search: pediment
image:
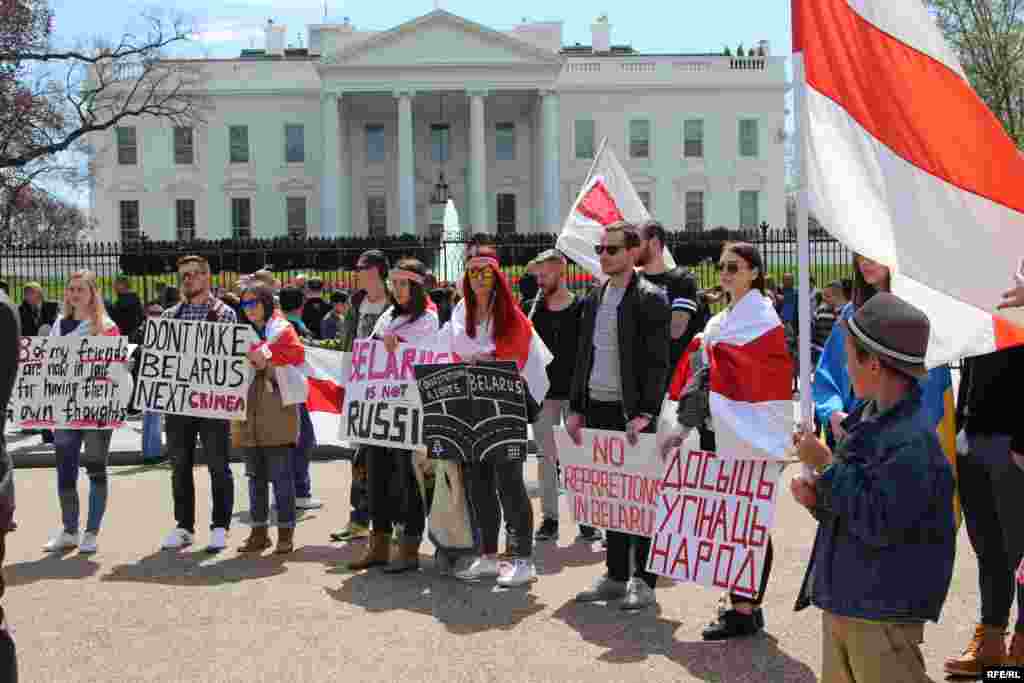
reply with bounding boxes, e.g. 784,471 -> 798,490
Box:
222,177 -> 258,193
325,10 -> 563,67
277,177 -> 315,193
673,174 -> 711,192
109,179 -> 146,193
165,178 -> 205,195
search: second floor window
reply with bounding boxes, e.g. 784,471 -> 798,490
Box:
229,125 -> 249,164
366,125 -> 385,163
116,127 -> 137,165
430,124 -> 450,163
739,119 -> 759,158
629,119 -> 650,159
575,119 -> 595,159
285,124 -> 305,163
174,127 -> 194,165
496,122 -> 516,161
684,119 -> 704,159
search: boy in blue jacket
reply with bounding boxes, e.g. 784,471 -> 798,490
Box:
792,293 -> 955,683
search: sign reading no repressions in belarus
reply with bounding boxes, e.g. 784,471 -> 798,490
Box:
553,427 -> 664,537
133,318 -> 256,420
8,336 -> 134,429
341,338 -> 453,449
646,448 -> 782,598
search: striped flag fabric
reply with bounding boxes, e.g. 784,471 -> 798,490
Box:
707,293 -> 794,461
793,0 -> 1024,366
304,346 -> 348,414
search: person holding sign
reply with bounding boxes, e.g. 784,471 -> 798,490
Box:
347,259 -> 438,573
792,294 -> 955,683
566,222 -> 671,611
0,286 -> 19,680
233,284 -> 307,554
445,240 -> 553,587
43,271 -> 120,555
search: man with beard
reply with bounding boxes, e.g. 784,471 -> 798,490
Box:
0,285 -> 19,680
635,220 -> 701,370
526,250 -> 601,544
301,278 -> 331,339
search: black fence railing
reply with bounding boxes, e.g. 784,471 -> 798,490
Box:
0,228 -> 854,307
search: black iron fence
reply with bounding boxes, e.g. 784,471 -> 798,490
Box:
0,228 -> 853,306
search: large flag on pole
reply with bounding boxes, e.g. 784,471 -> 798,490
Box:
793,0 -> 1024,366
556,139 -> 675,278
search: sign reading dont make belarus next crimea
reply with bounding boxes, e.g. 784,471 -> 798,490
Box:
133,318 -> 256,420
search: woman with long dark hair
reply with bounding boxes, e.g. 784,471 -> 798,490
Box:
347,258 -> 439,574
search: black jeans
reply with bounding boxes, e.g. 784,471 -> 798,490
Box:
586,400 -> 659,589
367,446 -> 426,541
466,456 -> 534,558
165,415 -> 234,533
0,627 -> 15,683
958,434 -> 1024,632
350,448 -> 370,527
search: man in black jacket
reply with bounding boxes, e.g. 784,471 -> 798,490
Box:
110,275 -> 144,341
0,289 -> 20,681
301,279 -> 331,339
17,282 -> 58,337
567,221 -> 671,611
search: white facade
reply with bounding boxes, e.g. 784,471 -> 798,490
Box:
89,10 -> 787,243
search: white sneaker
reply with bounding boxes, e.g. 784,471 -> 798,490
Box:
161,528 -> 194,550
497,558 -> 537,587
206,527 -> 228,552
79,532 -> 99,554
454,557 -> 501,582
295,497 -> 323,510
43,531 -> 79,552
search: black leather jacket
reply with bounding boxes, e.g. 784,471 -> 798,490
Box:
570,273 -> 671,421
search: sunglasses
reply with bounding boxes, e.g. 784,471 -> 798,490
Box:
594,244 -> 627,256
239,299 -> 259,309
715,261 -> 745,274
466,267 -> 494,280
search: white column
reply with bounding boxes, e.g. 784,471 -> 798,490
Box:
468,90 -> 488,232
540,90 -> 561,233
337,94 -> 351,235
396,90 -> 416,236
320,91 -> 340,236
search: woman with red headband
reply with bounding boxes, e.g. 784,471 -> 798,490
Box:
445,241 -> 552,587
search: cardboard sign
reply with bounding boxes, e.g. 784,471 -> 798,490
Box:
646,448 -> 782,598
341,339 -> 452,449
554,427 -> 664,537
9,336 -> 134,429
415,361 -> 528,462
133,318 -> 255,419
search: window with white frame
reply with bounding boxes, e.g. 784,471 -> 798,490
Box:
173,126 -> 194,165
286,197 -> 307,239
684,119 -> 704,159
366,125 -> 385,163
739,119 -> 759,158
430,124 -> 450,163
231,197 -> 252,239
285,124 -> 305,163
367,195 -> 387,238
175,199 -> 195,242
497,193 -> 517,235
629,119 -> 650,159
575,119 -> 595,159
116,127 -> 137,165
739,190 -> 760,228
496,122 -> 515,161
229,125 -> 249,164
119,200 -> 140,243
685,191 -> 704,232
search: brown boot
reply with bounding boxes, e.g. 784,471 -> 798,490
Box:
1007,631 -> 1024,667
381,540 -> 421,574
238,527 -> 272,553
944,624 -> 1007,677
347,530 -> 391,571
274,527 -> 295,555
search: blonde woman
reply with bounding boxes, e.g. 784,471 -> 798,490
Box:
44,271 -> 120,554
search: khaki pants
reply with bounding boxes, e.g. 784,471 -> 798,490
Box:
822,612 -> 933,683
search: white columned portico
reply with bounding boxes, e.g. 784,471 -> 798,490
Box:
396,90 -> 416,236
320,90 -> 341,236
540,90 -> 561,232
468,90 -> 488,232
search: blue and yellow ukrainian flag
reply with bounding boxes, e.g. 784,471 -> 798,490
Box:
921,365 -> 960,528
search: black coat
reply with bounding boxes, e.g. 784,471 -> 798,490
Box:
17,300 -> 58,337
0,292 -> 19,531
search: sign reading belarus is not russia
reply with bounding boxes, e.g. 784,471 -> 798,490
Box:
133,318 -> 256,420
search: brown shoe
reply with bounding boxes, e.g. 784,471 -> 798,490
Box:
274,527 -> 295,555
347,530 -> 391,571
381,540 -> 421,574
1007,631 -> 1024,667
944,624 -> 1007,677
238,527 -> 272,553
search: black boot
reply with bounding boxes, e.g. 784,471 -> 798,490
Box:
701,608 -> 764,641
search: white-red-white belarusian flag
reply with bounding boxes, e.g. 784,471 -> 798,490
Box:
793,0 -> 1024,365
556,141 -> 675,278
304,346 -> 349,414
706,292 -> 793,461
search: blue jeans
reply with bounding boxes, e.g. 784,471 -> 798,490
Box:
245,447 -> 296,529
141,412 -> 163,461
54,430 -> 112,535
292,405 -> 316,499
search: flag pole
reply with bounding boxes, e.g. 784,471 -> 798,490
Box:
585,137 -> 610,188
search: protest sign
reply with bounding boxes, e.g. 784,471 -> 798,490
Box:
646,448 -> 782,598
554,427 -> 663,537
415,361 -> 528,462
133,318 -> 256,420
9,336 -> 133,429
341,338 -> 452,449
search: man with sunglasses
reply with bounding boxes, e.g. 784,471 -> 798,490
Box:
159,256 -> 238,553
567,221 -> 671,611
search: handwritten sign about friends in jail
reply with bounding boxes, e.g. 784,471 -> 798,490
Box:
554,427 -> 664,538
133,318 -> 256,420
9,336 -> 134,429
646,448 -> 782,598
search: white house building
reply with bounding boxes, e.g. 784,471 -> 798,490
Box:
89,10 -> 787,243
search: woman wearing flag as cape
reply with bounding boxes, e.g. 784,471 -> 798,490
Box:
439,238 -> 552,588
664,242 -> 793,640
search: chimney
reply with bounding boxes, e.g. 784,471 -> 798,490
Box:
757,39 -> 771,56
265,19 -> 287,56
591,14 -> 610,53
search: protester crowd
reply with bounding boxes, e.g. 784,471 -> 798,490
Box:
4,220 -> 1024,683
